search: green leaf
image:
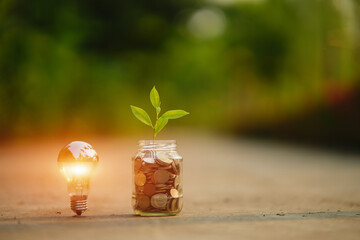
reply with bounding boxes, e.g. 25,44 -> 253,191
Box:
161,110 -> 189,119
150,86 -> 160,109
154,117 -> 168,136
130,105 -> 153,127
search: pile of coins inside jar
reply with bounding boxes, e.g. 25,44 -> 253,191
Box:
132,150 -> 182,215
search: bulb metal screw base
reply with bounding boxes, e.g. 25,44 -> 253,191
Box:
70,195 -> 88,216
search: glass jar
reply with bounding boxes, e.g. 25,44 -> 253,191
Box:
132,140 -> 183,216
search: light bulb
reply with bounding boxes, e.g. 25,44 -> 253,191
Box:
57,141 -> 99,216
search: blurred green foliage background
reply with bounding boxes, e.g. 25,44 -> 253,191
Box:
0,0 -> 359,149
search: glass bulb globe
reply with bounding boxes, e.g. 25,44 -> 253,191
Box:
57,141 -> 99,215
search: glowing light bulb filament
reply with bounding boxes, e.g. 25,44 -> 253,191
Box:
72,165 -> 88,175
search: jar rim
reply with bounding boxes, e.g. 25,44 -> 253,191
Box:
138,140 -> 176,150
138,140 -> 176,144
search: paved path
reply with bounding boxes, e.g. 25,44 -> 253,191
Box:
0,132 -> 359,239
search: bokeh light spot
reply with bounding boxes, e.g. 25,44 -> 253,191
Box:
187,7 -> 226,40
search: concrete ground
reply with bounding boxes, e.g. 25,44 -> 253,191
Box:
0,132 -> 359,239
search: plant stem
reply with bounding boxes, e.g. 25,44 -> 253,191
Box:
153,111 -> 159,144
153,129 -> 155,143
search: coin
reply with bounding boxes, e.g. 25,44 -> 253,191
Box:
173,159 -> 181,173
134,158 -> 142,172
166,198 -> 179,212
141,168 -> 150,173
154,170 -> 169,184
155,189 -> 167,193
159,165 -> 172,170
143,158 -> 155,164
170,188 -> 179,198
172,162 -> 179,174
177,184 -> 183,193
143,150 -> 155,164
137,195 -> 150,210
150,193 -> 168,209
143,183 -> 156,196
143,163 -> 158,169
136,186 -> 144,193
171,198 -> 178,211
150,175 -> 156,184
156,152 -> 173,166
166,198 -> 174,212
174,176 -> 180,187
177,197 -> 183,211
135,173 -> 146,186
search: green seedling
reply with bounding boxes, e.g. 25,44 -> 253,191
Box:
130,86 -> 189,141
